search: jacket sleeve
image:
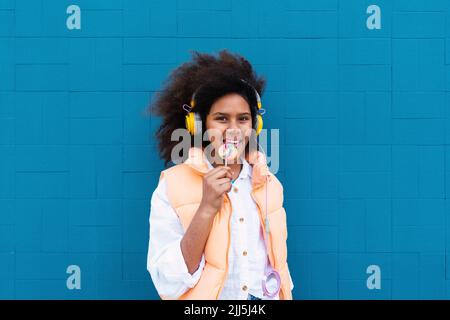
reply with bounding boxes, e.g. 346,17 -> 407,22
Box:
288,263 -> 294,290
147,178 -> 205,299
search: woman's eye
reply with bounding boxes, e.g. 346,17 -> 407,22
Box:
215,116 -> 249,122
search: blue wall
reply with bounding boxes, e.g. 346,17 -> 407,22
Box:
1,0 -> 450,299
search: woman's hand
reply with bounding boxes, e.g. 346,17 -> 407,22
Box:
181,166 -> 232,274
199,166 -> 232,215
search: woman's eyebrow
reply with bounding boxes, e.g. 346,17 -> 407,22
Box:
211,112 -> 251,116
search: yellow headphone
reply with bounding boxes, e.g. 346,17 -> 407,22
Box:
182,79 -> 264,136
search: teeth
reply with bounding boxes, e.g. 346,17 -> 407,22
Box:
225,139 -> 241,143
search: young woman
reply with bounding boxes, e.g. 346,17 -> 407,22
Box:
147,50 -> 294,300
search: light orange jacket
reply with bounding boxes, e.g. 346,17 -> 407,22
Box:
158,147 -> 293,300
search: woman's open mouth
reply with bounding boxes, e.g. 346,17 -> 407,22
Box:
223,138 -> 243,149
222,130 -> 245,153
224,139 -> 241,144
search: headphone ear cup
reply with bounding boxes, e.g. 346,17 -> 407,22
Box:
185,112 -> 202,135
185,112 -> 195,135
255,114 -> 263,136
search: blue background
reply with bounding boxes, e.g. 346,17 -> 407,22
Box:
1,0 -> 450,299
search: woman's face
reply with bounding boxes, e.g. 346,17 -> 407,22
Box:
205,93 -> 253,164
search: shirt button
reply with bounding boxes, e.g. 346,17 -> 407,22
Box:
242,285 -> 248,291
233,187 -> 238,193
243,251 -> 248,256
239,217 -> 244,223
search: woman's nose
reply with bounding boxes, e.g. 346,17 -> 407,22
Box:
225,128 -> 242,140
227,119 -> 239,130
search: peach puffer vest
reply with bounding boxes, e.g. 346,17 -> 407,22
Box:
158,147 -> 293,300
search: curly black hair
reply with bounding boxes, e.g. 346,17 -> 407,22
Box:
150,49 -> 266,166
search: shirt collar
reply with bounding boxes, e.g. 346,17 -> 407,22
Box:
185,147 -> 270,189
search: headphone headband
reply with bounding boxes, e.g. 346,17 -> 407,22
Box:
183,78 -> 264,136
188,79 -> 262,111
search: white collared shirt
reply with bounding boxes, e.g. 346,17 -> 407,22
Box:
147,157 -> 293,300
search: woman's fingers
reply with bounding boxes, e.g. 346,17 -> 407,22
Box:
206,166 -> 231,180
217,181 -> 233,194
216,177 -> 232,186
